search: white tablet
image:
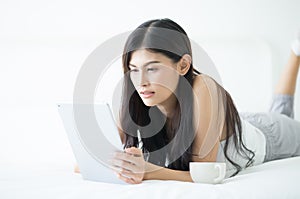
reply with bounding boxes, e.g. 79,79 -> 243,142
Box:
57,102 -> 126,184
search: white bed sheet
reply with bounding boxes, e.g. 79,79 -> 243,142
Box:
1,156 -> 300,199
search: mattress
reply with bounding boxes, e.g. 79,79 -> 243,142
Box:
1,156 -> 300,199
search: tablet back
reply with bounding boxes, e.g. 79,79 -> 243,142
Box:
57,103 -> 125,184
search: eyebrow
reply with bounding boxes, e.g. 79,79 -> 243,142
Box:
129,61 -> 161,68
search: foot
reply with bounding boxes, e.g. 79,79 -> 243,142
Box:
291,29 -> 300,57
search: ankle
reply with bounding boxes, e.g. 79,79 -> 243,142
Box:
291,29 -> 300,57
291,40 -> 300,57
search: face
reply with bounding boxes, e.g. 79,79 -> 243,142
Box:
128,49 -> 180,108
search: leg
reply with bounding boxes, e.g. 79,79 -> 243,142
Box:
263,113 -> 300,163
274,51 -> 300,96
269,51 -> 300,118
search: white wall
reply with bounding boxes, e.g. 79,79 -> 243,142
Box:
0,0 -> 300,168
1,0 -> 300,109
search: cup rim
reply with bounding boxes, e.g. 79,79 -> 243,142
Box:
189,162 -> 226,166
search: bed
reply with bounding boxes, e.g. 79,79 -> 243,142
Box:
0,36 -> 299,199
1,156 -> 300,198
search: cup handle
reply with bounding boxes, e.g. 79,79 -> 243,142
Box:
213,164 -> 223,183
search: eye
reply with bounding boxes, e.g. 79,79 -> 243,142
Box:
147,68 -> 157,72
129,68 -> 139,72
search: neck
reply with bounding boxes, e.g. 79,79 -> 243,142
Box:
157,93 -> 178,119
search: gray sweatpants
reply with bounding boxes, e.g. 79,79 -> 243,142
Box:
239,94 -> 300,163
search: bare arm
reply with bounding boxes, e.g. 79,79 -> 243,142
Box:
191,74 -> 224,162
143,162 -> 193,182
110,147 -> 193,183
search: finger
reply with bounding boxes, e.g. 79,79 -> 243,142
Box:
110,163 -> 132,173
116,172 -> 136,184
125,147 -> 143,157
117,167 -> 142,179
110,164 -> 126,173
111,166 -> 142,184
109,158 -> 136,171
113,151 -> 140,165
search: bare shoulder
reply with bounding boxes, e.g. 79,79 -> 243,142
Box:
192,74 -> 215,99
191,74 -> 221,162
193,74 -> 215,90
192,74 -> 213,126
192,74 -> 221,101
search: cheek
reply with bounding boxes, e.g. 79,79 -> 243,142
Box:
129,74 -> 138,88
129,72 -> 144,89
154,70 -> 179,92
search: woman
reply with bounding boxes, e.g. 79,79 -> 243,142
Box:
76,18 -> 300,184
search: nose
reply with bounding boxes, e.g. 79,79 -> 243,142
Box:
138,71 -> 149,87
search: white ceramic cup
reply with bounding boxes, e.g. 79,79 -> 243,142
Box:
189,162 -> 226,184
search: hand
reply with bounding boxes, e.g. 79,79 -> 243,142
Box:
109,147 -> 145,184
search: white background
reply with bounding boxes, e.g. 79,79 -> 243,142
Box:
0,0 -> 300,169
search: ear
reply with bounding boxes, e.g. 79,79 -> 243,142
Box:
176,54 -> 192,76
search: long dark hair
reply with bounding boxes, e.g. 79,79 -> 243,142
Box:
119,18 -> 254,177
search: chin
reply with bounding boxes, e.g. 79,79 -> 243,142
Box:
141,100 -> 157,107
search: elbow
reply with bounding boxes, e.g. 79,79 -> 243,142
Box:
74,164 -> 80,173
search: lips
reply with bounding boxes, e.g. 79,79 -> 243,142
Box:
140,91 -> 155,94
140,90 -> 155,98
